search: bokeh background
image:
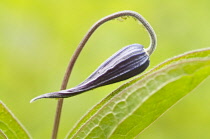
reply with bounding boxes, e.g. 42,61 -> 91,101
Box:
1,0 -> 210,138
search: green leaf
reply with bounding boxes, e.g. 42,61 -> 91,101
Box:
0,130 -> 7,139
0,101 -> 31,139
66,48 -> 210,139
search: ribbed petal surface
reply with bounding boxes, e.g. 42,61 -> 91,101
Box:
31,44 -> 150,102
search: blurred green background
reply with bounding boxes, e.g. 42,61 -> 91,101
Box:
1,0 -> 210,138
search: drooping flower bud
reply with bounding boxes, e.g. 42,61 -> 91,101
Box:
31,44 -> 149,102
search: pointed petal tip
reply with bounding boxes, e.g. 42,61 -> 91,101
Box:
30,92 -> 64,103
30,93 -> 53,103
30,98 -> 36,103
30,95 -> 43,103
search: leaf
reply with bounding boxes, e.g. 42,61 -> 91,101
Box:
0,130 -> 7,139
66,48 -> 210,139
0,101 -> 31,139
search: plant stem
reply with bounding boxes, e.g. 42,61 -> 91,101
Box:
51,99 -> 63,139
51,10 -> 156,139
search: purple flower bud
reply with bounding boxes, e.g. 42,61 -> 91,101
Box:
31,44 -> 149,102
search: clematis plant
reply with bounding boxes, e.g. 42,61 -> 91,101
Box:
1,10 -> 210,139
31,11 -> 156,102
31,11 -> 157,138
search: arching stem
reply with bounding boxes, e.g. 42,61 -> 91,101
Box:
51,10 -> 157,139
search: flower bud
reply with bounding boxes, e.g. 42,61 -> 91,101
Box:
31,44 -> 149,102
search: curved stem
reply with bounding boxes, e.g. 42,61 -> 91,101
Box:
51,10 -> 157,139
